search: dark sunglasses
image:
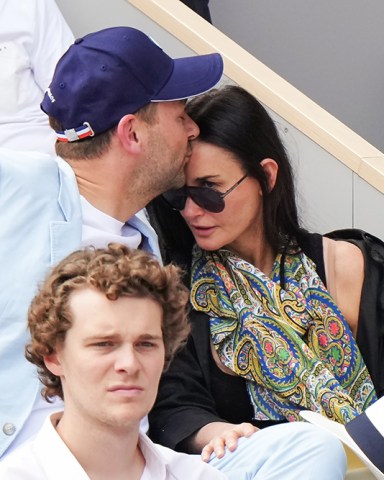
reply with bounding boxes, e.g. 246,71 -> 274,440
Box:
162,175 -> 247,213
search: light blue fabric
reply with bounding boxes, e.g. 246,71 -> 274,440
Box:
0,149 -> 82,457
208,422 -> 347,480
127,214 -> 162,263
0,148 -> 159,456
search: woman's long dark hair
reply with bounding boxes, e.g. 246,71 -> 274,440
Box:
147,85 -> 304,276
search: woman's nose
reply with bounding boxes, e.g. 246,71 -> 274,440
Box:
182,196 -> 205,219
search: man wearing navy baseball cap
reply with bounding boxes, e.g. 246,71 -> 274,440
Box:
0,26 -> 223,460
41,27 -> 222,143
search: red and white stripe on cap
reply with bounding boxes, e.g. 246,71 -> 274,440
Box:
56,122 -> 94,142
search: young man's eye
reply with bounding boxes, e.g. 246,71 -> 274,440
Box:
92,341 -> 113,348
137,341 -> 157,349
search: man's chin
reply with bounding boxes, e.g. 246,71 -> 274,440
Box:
169,171 -> 185,190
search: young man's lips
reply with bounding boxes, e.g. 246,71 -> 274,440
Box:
108,385 -> 143,394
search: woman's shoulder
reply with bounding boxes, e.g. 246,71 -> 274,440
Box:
299,229 -> 364,336
323,237 -> 364,336
323,237 -> 364,298
299,229 -> 364,290
323,236 -> 364,268
297,231 -> 326,284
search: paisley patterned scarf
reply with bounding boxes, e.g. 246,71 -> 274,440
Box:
191,246 -> 377,423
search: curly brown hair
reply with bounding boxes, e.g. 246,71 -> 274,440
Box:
26,243 -> 190,401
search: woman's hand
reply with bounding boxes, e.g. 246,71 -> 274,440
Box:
200,422 -> 259,462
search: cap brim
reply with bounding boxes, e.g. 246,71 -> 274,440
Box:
300,411 -> 384,480
152,53 -> 223,101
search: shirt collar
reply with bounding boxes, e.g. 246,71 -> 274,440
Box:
139,433 -> 168,479
33,414 -> 173,480
33,412 -> 89,480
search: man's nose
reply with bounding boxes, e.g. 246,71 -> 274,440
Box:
185,114 -> 199,140
114,345 -> 140,374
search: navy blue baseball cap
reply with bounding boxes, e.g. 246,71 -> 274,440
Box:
41,26 -> 223,142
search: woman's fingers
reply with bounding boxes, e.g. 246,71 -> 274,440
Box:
201,423 -> 259,462
201,438 -> 225,462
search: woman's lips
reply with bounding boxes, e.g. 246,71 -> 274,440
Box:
190,225 -> 216,237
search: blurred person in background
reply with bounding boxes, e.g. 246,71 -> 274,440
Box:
180,0 -> 211,23
0,0 -> 74,154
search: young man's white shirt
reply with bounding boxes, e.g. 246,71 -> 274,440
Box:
0,413 -> 227,480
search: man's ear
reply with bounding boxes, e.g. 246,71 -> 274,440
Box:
260,158 -> 278,192
117,114 -> 142,154
44,352 -> 63,377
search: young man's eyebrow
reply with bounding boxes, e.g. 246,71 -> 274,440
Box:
83,333 -> 116,342
137,333 -> 163,341
83,333 -> 163,341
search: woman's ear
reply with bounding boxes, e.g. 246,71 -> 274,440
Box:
116,114 -> 141,154
44,351 -> 63,377
260,158 -> 278,192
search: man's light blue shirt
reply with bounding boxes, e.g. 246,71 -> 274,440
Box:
0,148 -> 160,456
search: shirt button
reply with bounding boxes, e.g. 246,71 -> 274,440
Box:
3,423 -> 16,436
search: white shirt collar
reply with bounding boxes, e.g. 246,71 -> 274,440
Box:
0,413 -> 226,479
80,195 -> 142,250
33,412 -> 89,480
33,413 -> 170,480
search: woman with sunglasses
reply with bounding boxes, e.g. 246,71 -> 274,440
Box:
147,85 -> 379,476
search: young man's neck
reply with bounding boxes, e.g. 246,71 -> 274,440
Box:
54,411 -> 145,480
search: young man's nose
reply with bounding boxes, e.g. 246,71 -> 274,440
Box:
114,346 -> 140,374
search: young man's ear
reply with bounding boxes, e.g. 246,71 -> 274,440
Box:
117,114 -> 142,154
260,158 -> 278,192
44,352 -> 63,377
